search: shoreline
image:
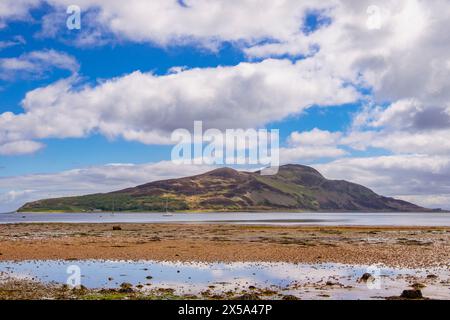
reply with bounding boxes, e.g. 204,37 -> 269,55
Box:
0,223 -> 448,268
12,209 -> 450,214
1,223 -> 449,300
3,211 -> 450,229
1,259 -> 448,300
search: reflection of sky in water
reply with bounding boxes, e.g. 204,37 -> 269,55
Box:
0,260 -> 449,299
1,212 -> 450,226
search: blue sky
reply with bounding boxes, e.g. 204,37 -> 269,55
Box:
0,6 -> 368,176
0,42 -> 247,175
0,0 -> 450,211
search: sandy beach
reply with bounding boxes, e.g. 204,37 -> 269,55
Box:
1,223 -> 449,268
1,223 -> 449,300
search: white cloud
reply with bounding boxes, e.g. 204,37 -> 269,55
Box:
281,145 -> 347,163
2,1 -> 321,46
0,140 -> 44,155
246,1 -> 450,108
397,194 -> 450,210
345,129 -> 450,155
0,49 -> 79,80
288,128 -> 341,146
1,1 -> 447,153
0,189 -> 35,204
339,99 -> 450,155
0,0 -> 41,27
0,35 -> 26,50
0,161 -> 213,212
280,128 -> 346,163
351,99 -> 450,131
0,58 -> 358,153
2,0 -> 449,110
43,0 -> 324,47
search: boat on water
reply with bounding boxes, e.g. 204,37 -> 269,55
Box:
162,199 -> 173,217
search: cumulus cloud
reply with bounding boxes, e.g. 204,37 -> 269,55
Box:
0,0 -> 41,28
343,128 -> 450,155
0,49 -> 79,81
42,0 -> 323,47
0,161 -> 213,212
0,140 -> 44,155
2,1 -> 321,47
351,99 -> 450,132
288,128 -> 342,146
2,1 -> 447,150
280,128 -> 347,163
0,58 -> 358,152
245,0 -> 450,114
3,1 -> 450,107
0,189 -> 35,206
339,99 -> 450,155
1,0 -> 449,209
281,145 -> 347,163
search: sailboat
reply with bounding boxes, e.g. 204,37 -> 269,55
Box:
162,198 -> 173,217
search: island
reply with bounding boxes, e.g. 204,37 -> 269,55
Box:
18,164 -> 429,213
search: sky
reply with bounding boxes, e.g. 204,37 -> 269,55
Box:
1,0 -> 450,212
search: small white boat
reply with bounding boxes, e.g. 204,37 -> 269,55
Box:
162,199 -> 173,217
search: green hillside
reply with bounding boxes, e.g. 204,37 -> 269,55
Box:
18,164 -> 427,213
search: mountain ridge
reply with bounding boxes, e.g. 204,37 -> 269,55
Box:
18,164 -> 431,213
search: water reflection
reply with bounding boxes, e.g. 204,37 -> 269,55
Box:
1,211 -> 450,226
1,260 -> 448,299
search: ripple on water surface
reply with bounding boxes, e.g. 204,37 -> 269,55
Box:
0,260 -> 449,300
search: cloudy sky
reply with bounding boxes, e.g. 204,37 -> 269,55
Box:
1,0 -> 450,212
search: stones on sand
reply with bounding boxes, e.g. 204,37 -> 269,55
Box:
400,289 -> 423,299
359,273 -> 375,282
236,293 -> 261,300
119,282 -> 134,293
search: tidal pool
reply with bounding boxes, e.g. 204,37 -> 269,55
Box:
0,260 -> 449,299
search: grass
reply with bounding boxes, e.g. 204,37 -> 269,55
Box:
18,194 -> 189,213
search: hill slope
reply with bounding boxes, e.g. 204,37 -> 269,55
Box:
18,164 -> 428,212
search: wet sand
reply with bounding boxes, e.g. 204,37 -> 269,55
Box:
0,223 -> 449,268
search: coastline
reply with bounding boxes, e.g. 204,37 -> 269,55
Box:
1,223 -> 449,300
13,208 -> 448,214
1,223 -> 448,268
